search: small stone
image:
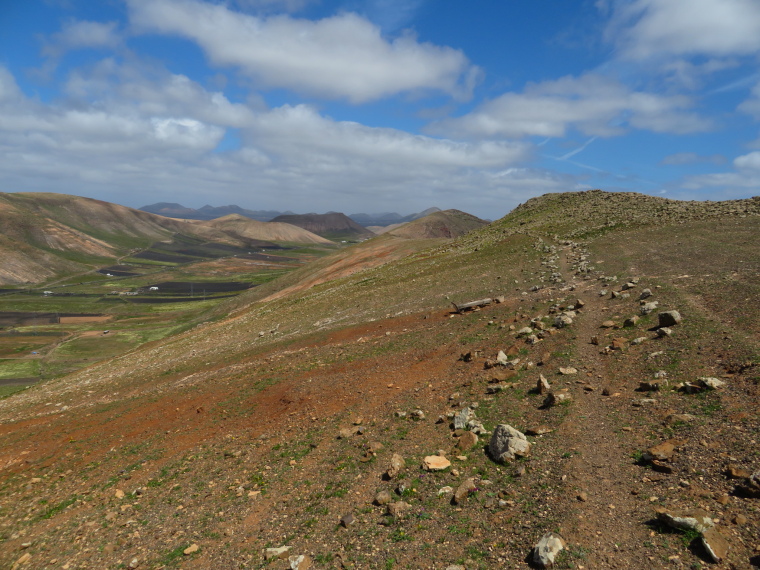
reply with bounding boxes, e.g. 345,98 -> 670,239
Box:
639,289 -> 652,300
577,492 -> 588,502
640,301 -> 659,315
183,544 -> 199,555
658,311 -> 682,327
114,489 -> 125,499
265,546 -> 292,560
631,337 -> 646,345
624,315 -> 640,327
697,377 -> 725,390
590,335 -> 599,345
559,367 -> 577,375
601,320 -> 616,328
423,456 -> 451,471
644,440 -> 678,462
532,532 -> 566,568
611,337 -> 628,350
438,486 -> 454,496
656,327 -> 672,337
543,391 -> 571,407
457,431 -> 478,451
638,381 -> 659,392
726,465 -> 751,479
453,478 -> 478,505
387,501 -> 410,518
289,555 -> 313,570
13,553 -> 31,567
663,413 -> 695,425
525,425 -> 552,436
338,427 -> 359,439
453,407 -> 473,430
128,558 -> 139,569
374,490 -> 392,505
734,513 -> 748,525
386,453 -> 405,479
655,507 -> 715,533
537,374 -> 551,394
701,528 -> 729,563
340,513 -> 355,527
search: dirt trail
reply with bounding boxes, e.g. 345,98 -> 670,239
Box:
553,245 -> 660,568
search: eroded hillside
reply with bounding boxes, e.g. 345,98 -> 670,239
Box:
0,191 -> 758,570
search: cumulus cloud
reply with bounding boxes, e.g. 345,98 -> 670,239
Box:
42,19 -> 122,58
126,0 -> 478,103
607,0 -> 760,60
680,150 -> 760,193
0,65 -> 545,217
733,150 -> 760,171
428,74 -> 711,139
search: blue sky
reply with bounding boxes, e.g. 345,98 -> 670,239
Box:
1,0 -> 760,219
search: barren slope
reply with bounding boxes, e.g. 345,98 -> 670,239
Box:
193,215 -> 334,245
0,193 -> 335,285
0,191 -> 758,570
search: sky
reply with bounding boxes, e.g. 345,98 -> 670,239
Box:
1,0 -> 760,219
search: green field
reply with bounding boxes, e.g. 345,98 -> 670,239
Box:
0,241 -> 336,388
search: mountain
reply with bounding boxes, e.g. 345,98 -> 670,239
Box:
0,190 -> 759,568
140,202 -> 290,221
270,212 -> 376,240
192,214 -> 333,245
0,192 -> 331,285
349,206 -> 442,227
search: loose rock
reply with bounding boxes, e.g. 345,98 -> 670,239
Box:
488,424 -> 531,462
265,546 -> 292,560
658,310 -> 682,327
532,532 -> 566,568
374,490 -> 392,505
457,431 -> 479,451
701,528 -> 729,563
386,453 -> 405,479
423,455 -> 451,471
655,507 -> 715,533
453,478 -> 478,505
289,555 -> 313,570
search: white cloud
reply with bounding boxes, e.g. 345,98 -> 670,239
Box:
607,0 -> 760,60
680,151 -> 760,193
64,58 -> 259,127
126,0 -> 478,103
246,104 -> 528,169
733,150 -> 760,170
42,20 -> 122,58
428,74 -> 711,139
0,65 -> 547,218
660,152 -> 726,166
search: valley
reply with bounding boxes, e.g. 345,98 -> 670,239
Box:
0,191 -> 757,570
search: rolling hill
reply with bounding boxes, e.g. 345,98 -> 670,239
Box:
384,208 -> 487,238
0,190 -> 758,569
0,192 -> 333,285
270,212 -> 376,240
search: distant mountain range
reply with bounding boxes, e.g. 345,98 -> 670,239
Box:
139,203 -> 442,227
139,203 -> 292,222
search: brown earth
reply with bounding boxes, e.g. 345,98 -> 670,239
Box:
0,191 -> 758,570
